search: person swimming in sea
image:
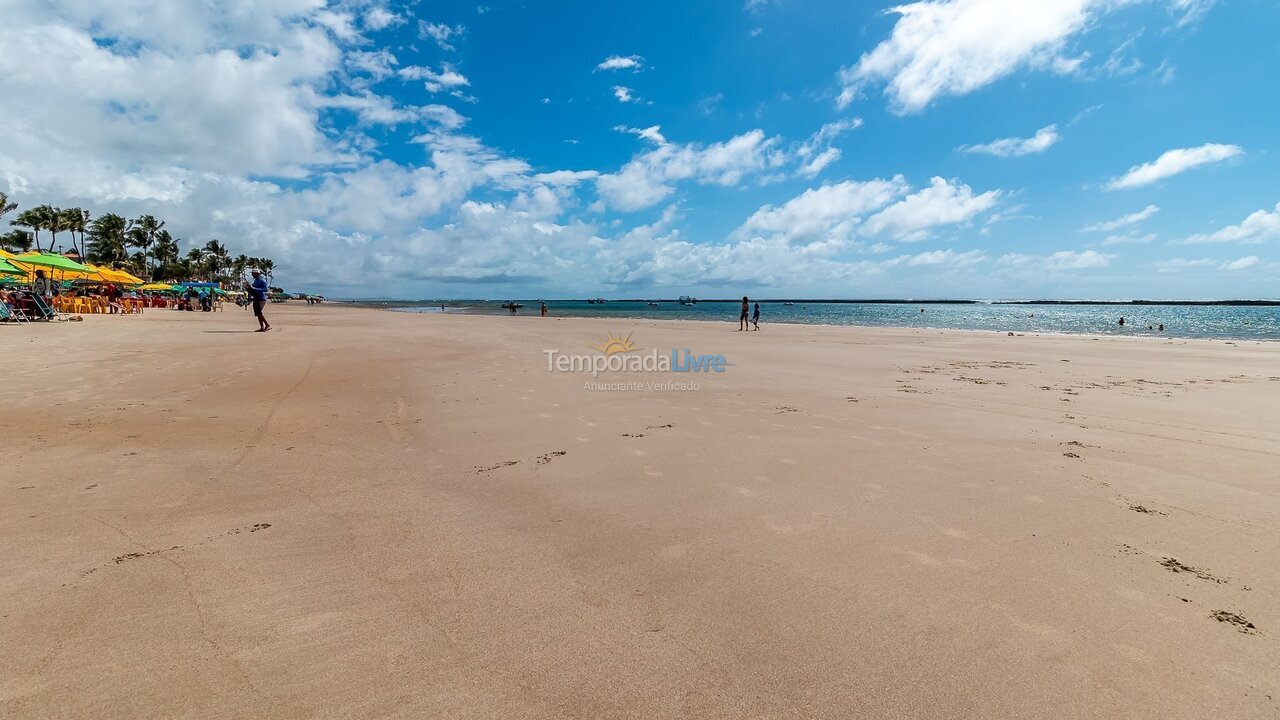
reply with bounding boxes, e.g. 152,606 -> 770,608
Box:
1118,316 -> 1125,327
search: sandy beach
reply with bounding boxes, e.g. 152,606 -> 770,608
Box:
2,304 -> 1278,719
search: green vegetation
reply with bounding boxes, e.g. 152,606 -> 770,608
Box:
0,192 -> 275,283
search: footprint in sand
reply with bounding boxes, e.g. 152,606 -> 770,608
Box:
536,451 -> 567,465
1211,610 -> 1260,634
476,460 -> 519,474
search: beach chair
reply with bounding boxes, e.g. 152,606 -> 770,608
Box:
0,302 -> 29,323
29,294 -> 62,321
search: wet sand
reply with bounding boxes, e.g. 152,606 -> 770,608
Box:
2,304 -> 1278,718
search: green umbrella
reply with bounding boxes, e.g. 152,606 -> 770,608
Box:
0,258 -> 25,276
12,252 -> 93,273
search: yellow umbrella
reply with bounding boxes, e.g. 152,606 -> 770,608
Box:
98,268 -> 145,285
139,282 -> 173,291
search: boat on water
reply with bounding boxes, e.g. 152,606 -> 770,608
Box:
586,298 -> 608,304
648,302 -> 659,306
500,302 -> 524,309
678,296 -> 697,305
784,302 -> 795,306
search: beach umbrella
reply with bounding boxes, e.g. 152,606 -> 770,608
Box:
91,267 -> 144,285
138,282 -> 173,291
14,252 -> 94,274
0,258 -> 25,276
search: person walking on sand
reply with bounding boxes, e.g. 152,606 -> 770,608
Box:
248,269 -> 271,332
752,302 -> 761,331
540,302 -> 548,317
739,296 -> 749,331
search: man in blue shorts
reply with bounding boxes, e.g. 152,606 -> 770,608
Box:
248,270 -> 271,332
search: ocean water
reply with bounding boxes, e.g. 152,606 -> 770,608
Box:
356,300 -> 1280,341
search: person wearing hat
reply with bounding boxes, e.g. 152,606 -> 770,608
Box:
248,270 -> 271,332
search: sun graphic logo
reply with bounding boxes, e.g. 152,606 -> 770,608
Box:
592,331 -> 638,355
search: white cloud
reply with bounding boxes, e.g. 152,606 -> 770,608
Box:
612,86 -> 637,103
615,125 -> 668,145
863,177 -> 1001,241
884,249 -> 986,268
736,175 -> 1000,250
1220,256 -> 1258,271
419,21 -> 464,51
1000,250 -> 1113,270
596,130 -> 778,211
1170,0 -> 1217,27
737,178 -> 911,246
596,55 -> 645,72
840,1 -> 1219,113
960,124 -> 1060,157
1106,143 -> 1243,190
839,0 -> 1102,113
1082,204 -> 1160,232
533,170 -> 600,186
1155,258 -> 1215,272
1181,202 -> 1280,244
400,65 -> 471,93
347,49 -> 399,83
363,7 -> 402,31
1100,232 -> 1156,246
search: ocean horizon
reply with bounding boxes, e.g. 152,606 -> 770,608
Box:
347,298 -> 1280,341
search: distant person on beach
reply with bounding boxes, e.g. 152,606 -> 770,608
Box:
541,302 -> 548,317
248,270 -> 271,332
1118,317 -> 1125,327
752,302 -> 760,330
1158,324 -> 1164,332
739,296 -> 749,331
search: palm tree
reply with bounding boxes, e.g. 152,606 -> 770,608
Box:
45,206 -> 69,253
62,207 -> 90,256
11,207 -> 46,252
186,247 -> 207,280
203,239 -> 230,281
128,214 -> 165,274
124,251 -> 147,278
153,230 -> 179,265
0,230 -> 33,252
0,193 -> 16,224
231,253 -> 249,280
88,213 -> 131,265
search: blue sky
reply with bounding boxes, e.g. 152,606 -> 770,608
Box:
2,0 -> 1278,298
